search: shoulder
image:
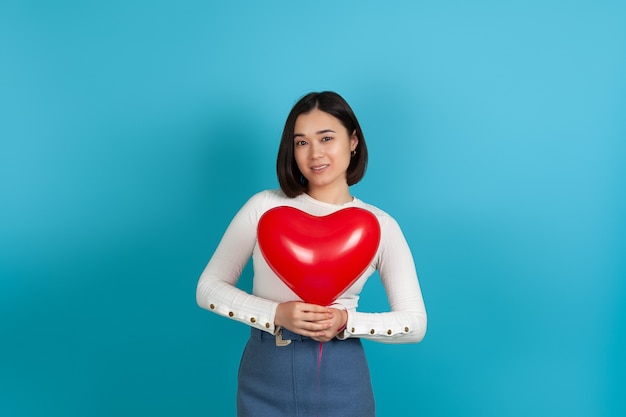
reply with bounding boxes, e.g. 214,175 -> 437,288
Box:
353,198 -> 409,245
240,189 -> 293,214
354,199 -> 396,226
247,189 -> 290,204
228,189 -> 292,228
353,200 -> 414,265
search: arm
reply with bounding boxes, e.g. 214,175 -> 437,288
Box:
197,192 -> 353,338
337,216 -> 427,344
196,193 -> 281,334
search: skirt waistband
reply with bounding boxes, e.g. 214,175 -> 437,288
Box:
250,327 -> 315,342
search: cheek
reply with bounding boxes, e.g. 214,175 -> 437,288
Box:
293,149 -> 306,168
336,146 -> 352,162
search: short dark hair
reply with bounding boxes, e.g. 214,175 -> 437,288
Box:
276,91 -> 368,198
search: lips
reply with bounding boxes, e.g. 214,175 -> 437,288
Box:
311,164 -> 329,172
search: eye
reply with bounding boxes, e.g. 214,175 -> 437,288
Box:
321,136 -> 333,142
295,140 -> 308,147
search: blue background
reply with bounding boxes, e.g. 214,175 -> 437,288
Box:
1,1 -> 624,416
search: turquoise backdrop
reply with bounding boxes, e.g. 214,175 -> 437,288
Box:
1,1 -> 624,416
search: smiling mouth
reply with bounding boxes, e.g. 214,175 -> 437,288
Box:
311,165 -> 329,172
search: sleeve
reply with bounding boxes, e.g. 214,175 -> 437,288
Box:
337,216 -> 427,344
196,193 -> 280,334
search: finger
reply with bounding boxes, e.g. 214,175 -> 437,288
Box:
289,307 -> 330,322
296,320 -> 332,332
298,303 -> 331,314
291,327 -> 328,339
311,333 -> 333,343
300,312 -> 333,323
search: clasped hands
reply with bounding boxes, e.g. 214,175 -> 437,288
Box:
275,301 -> 347,343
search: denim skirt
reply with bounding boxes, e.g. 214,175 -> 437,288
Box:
237,327 -> 375,417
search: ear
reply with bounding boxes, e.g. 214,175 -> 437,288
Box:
350,130 -> 359,151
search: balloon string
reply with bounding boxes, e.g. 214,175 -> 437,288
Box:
316,341 -> 323,417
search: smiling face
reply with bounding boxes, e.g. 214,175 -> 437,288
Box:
293,108 -> 358,202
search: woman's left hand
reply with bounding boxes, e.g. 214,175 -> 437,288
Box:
311,308 -> 347,343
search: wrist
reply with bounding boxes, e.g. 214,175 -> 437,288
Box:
337,309 -> 348,333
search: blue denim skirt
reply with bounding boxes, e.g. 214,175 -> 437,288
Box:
237,327 -> 375,417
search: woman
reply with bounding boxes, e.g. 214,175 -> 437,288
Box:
196,91 -> 427,417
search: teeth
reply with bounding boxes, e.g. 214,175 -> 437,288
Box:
312,165 -> 328,171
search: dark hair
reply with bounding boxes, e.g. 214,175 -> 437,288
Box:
276,91 -> 368,197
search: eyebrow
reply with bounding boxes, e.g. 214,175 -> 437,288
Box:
293,129 -> 336,139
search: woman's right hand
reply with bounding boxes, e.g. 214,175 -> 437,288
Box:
274,301 -> 333,338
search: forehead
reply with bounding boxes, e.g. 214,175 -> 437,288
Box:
294,109 -> 343,133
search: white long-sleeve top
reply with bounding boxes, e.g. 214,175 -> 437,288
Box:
196,189 -> 427,344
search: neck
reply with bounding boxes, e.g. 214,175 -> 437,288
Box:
306,185 -> 353,205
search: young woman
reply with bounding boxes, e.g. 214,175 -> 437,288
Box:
196,91 -> 427,417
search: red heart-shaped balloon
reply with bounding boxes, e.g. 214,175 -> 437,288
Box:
258,206 -> 381,306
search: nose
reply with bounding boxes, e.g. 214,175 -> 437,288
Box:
310,141 -> 324,159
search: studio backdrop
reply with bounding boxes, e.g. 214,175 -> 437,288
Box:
1,1 -> 624,416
